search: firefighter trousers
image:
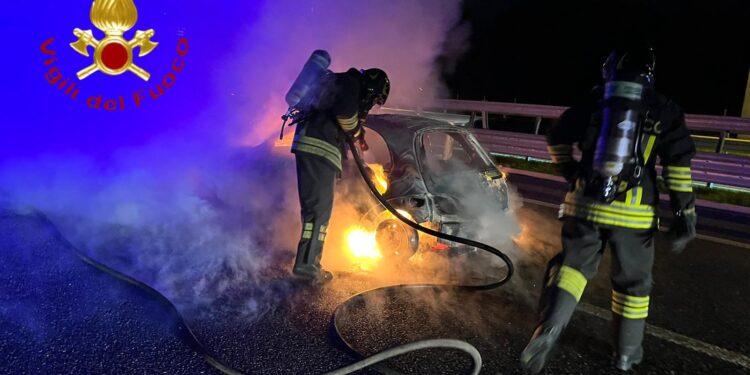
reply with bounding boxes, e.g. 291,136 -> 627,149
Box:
557,217 -> 655,299
539,217 -> 655,353
294,153 -> 337,271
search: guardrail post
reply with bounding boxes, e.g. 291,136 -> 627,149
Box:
481,111 -> 489,129
534,116 -> 542,135
716,131 -> 728,153
469,111 -> 477,128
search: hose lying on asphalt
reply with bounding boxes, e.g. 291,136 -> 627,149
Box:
48,211 -> 486,375
39,135 -> 515,375
38,212 -> 243,375
323,339 -> 482,375
320,138 -> 516,375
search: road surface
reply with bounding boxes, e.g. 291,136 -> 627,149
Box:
1,171 -> 749,374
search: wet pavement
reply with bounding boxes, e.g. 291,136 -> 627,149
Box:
0,209 -> 216,375
1,186 -> 749,374
332,201 -> 750,374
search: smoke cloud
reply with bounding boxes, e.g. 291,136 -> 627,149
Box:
319,127 -> 524,295
0,0 -> 471,317
222,0 -> 469,147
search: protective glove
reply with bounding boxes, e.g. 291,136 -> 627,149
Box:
557,161 -> 579,191
666,208 -> 697,254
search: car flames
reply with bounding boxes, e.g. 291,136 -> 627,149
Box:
342,163 -> 417,270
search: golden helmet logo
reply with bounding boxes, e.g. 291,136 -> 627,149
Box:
70,0 -> 158,81
41,0 -> 188,111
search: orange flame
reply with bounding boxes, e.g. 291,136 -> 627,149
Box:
342,208 -> 417,271
344,226 -> 382,271
368,163 -> 388,195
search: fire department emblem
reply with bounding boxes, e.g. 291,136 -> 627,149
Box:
69,0 -> 158,81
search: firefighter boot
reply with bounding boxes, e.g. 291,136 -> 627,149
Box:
293,230 -> 332,283
613,316 -> 645,371
292,253 -> 332,283
292,246 -> 314,277
307,242 -> 333,283
521,287 -> 579,374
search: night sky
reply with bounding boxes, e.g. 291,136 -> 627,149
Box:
444,0 -> 750,116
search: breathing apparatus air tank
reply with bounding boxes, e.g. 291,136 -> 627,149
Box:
285,50 -> 332,110
590,46 -> 655,202
592,80 -> 645,202
279,50 -> 332,139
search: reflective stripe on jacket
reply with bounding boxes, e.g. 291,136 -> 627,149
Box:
291,134 -> 342,171
547,88 -> 696,229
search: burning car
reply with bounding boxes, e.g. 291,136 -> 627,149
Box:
344,113 -> 511,264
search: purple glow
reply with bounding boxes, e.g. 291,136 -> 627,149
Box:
0,0 -> 465,310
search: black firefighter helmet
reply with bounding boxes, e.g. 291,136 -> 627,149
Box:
602,44 -> 656,88
359,68 -> 390,112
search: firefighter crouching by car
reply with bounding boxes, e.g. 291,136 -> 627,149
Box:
289,61 -> 390,283
520,45 -> 697,373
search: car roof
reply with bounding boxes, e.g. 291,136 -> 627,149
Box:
366,114 -> 461,134
365,114 -> 469,155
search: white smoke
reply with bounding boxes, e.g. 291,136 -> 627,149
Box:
0,0 -> 471,317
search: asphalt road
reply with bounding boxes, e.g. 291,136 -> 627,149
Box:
1,172 -> 749,375
332,200 -> 750,374
0,209 -> 217,375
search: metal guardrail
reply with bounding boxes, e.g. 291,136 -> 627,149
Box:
435,99 -> 567,119
373,105 -> 750,191
433,99 -> 750,136
472,129 -> 750,191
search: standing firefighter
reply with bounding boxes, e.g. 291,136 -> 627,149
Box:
521,45 -> 697,372
284,51 -> 390,283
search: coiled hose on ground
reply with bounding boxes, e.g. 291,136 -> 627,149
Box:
321,138 -> 516,375
52,136 -> 514,375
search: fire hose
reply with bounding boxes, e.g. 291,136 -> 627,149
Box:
345,136 -> 515,289
320,137 -> 516,375
48,134 -> 514,375
67,224 -> 486,375
36,211 -> 244,375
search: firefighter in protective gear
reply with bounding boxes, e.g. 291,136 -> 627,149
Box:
291,68 -> 390,282
521,45 -> 697,373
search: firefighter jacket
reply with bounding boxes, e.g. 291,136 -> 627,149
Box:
291,69 -> 363,171
547,89 -> 697,230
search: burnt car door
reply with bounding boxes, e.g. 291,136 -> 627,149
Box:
416,128 -> 509,239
